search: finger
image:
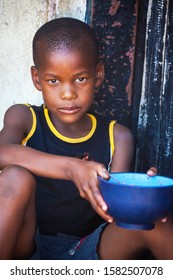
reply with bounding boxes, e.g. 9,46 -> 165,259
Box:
85,184 -> 107,211
89,177 -> 108,211
161,217 -> 167,223
96,207 -> 114,223
88,182 -> 114,222
97,166 -> 110,180
87,188 -> 113,222
147,167 -> 158,176
80,178 -> 114,223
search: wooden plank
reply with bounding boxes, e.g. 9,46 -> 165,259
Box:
134,0 -> 173,176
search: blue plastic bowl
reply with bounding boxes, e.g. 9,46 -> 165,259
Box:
99,173 -> 173,230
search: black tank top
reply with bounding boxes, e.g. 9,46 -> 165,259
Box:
23,104 -> 116,237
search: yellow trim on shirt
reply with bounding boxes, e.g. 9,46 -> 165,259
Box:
43,105 -> 97,143
22,104 -> 37,145
109,120 -> 117,157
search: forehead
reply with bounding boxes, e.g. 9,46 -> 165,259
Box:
37,48 -> 96,71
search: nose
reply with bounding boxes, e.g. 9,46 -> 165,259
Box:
60,84 -> 77,100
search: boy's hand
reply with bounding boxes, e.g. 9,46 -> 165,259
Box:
68,159 -> 114,223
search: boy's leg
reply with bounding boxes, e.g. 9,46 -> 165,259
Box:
0,165 -> 36,259
98,223 -> 147,259
98,217 -> 173,260
141,216 -> 173,259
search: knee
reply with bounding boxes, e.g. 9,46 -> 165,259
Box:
0,165 -> 36,198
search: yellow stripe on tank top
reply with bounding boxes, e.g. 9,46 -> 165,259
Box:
43,105 -> 97,143
22,104 -> 37,145
109,120 -> 116,157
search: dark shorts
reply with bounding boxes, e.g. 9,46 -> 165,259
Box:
30,223 -> 107,260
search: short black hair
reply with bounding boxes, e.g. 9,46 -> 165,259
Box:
33,17 -> 99,68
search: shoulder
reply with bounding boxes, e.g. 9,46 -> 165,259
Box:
113,122 -> 134,144
1,104 -> 34,143
4,104 -> 32,125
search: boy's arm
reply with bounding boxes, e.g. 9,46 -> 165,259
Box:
0,105 -> 105,176
109,123 -> 158,175
0,104 -> 72,178
110,123 -> 134,173
0,105 -> 112,220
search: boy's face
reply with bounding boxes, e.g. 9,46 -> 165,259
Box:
31,49 -> 104,125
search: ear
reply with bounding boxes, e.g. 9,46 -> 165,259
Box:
31,66 -> 42,91
95,62 -> 104,88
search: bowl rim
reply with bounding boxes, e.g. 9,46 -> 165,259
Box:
98,172 -> 173,188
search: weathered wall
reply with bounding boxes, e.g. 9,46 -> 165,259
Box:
0,1 -> 47,120
91,0 -> 138,128
0,0 -> 87,128
91,0 -> 173,177
132,0 -> 173,176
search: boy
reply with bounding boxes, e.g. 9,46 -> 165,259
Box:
0,17 -> 173,260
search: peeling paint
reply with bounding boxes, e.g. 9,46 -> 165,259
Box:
92,0 -> 138,127
112,21 -> 122,27
109,0 -> 121,16
134,0 -> 173,176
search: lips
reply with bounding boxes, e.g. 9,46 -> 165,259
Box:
58,106 -> 80,114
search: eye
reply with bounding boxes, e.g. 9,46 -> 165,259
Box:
48,79 -> 59,84
75,77 -> 87,84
